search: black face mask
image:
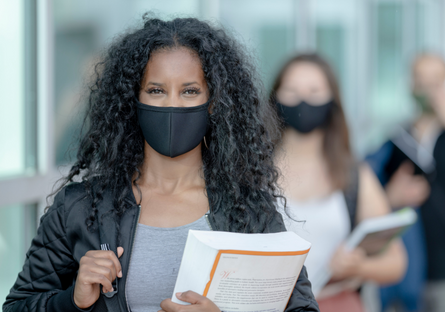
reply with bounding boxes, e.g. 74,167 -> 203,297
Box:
136,100 -> 210,158
277,100 -> 334,133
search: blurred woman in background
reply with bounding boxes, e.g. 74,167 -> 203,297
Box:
271,54 -> 407,311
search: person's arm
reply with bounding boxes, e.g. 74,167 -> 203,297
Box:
330,164 -> 407,285
2,188 -> 91,312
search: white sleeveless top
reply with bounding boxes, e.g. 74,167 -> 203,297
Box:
278,191 -> 350,297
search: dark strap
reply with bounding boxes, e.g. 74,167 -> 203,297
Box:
93,295 -> 112,312
343,165 -> 359,232
98,217 -> 121,312
100,295 -> 120,312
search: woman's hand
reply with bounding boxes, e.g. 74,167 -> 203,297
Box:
385,161 -> 430,208
73,247 -> 124,309
330,245 -> 366,280
159,291 -> 220,312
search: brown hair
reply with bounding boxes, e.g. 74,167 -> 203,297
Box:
271,53 -> 353,190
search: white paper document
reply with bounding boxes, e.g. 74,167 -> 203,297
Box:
172,230 -> 311,312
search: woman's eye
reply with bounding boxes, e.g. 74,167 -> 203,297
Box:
183,88 -> 200,95
148,88 -> 164,94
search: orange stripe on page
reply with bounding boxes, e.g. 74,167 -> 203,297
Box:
202,248 -> 310,296
218,249 -> 311,257
203,251 -> 223,296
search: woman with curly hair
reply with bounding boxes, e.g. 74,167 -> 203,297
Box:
3,16 -> 318,312
272,54 -> 406,311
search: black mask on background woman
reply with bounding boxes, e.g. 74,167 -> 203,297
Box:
137,100 -> 210,157
277,100 -> 334,133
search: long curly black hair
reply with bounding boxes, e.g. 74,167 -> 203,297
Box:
50,14 -> 284,234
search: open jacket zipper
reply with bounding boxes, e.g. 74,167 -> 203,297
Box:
124,203 -> 141,312
120,199 -> 214,311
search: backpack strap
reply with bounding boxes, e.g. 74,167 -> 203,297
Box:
98,242 -> 121,312
97,209 -> 121,312
93,295 -> 113,312
343,165 -> 360,232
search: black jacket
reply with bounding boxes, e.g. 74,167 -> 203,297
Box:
3,182 -> 319,312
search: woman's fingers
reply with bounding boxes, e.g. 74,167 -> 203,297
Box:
83,272 -> 114,293
351,247 -> 366,260
78,263 -> 114,293
160,292 -> 220,312
78,249 -> 124,290
330,246 -> 366,279
176,291 -> 203,304
88,263 -> 116,286
104,248 -> 123,277
85,249 -> 123,278
117,247 -> 124,258
160,299 -> 177,312
77,264 -> 113,293
92,258 -> 118,280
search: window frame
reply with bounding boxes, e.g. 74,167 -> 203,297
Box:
0,0 -> 57,218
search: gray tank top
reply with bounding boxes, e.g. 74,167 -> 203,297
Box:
126,215 -> 211,312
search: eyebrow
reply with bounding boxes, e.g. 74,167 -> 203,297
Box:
183,81 -> 199,86
146,81 -> 200,87
147,82 -> 165,86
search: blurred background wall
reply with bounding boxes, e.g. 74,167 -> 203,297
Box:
1,0 -> 445,304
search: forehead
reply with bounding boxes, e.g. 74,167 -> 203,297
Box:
281,61 -> 329,87
414,57 -> 445,78
142,47 -> 203,81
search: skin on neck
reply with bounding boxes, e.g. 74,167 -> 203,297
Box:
138,142 -> 205,195
280,127 -> 325,159
276,126 -> 333,201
